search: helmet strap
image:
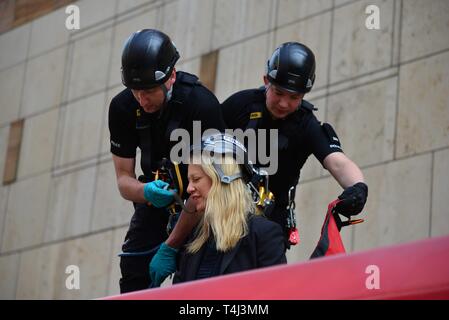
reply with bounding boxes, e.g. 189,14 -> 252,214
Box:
158,83 -> 173,116
212,162 -> 242,184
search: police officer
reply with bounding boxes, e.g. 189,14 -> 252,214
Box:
221,42 -> 368,246
108,29 -> 225,293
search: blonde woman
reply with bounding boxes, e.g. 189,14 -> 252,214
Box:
173,134 -> 286,283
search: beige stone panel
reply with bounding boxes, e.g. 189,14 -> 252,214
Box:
212,0 -> 272,49
108,9 -> 159,87
353,154 -> 432,251
44,166 -> 96,242
0,64 -> 25,127
335,0 -> 359,6
330,0 -> 394,83
52,231 -> 113,299
0,24 -> 30,71
431,148 -> 449,237
215,34 -> 269,102
0,253 -> 19,299
68,28 -> 113,101
396,51 -> 449,157
76,0 -> 117,30
16,230 -> 113,299
277,0 -> 333,27
17,109 -> 59,178
58,92 -> 105,167
327,77 -> 397,167
177,57 -> 201,77
28,6 -> 70,58
391,0 -> 402,66
300,97 -> 326,181
275,11 -> 332,90
116,0 -> 151,14
107,226 -> 127,296
0,185 -> 9,250
101,86 -> 125,155
91,160 -> 134,231
287,176 -> 353,263
16,244 -> 59,299
159,0 -> 214,60
1,173 -> 51,252
21,47 -> 67,117
401,0 -> 449,63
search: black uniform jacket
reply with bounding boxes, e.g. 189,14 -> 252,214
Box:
173,215 -> 287,283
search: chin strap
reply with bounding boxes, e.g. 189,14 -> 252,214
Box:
158,84 -> 173,117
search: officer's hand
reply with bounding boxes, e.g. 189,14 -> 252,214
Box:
143,180 -> 175,208
334,182 -> 368,218
149,242 -> 178,287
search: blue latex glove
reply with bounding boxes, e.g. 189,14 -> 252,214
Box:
149,242 -> 178,287
143,180 -> 175,208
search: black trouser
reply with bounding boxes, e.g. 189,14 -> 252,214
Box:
119,255 -> 154,293
119,203 -> 169,294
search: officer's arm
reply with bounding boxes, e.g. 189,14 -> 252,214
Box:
166,210 -> 203,248
323,152 -> 365,189
112,154 -> 147,203
165,197 -> 203,248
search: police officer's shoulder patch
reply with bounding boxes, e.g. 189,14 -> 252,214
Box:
321,123 -> 342,150
250,111 -> 262,120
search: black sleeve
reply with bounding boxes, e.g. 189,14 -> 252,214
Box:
108,95 -> 138,158
305,116 -> 344,165
191,87 -> 226,132
254,217 -> 287,267
221,91 -> 251,130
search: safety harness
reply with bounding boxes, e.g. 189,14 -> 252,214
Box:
244,88 -> 317,246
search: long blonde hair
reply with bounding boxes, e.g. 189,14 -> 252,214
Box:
187,155 -> 255,253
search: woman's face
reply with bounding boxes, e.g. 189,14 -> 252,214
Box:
187,164 -> 213,212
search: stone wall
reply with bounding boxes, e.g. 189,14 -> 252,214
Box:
0,0 -> 448,299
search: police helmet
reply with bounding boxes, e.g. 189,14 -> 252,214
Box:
266,42 -> 316,93
121,29 -> 180,90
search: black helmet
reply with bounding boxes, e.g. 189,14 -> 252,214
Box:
121,29 -> 180,90
266,42 -> 316,93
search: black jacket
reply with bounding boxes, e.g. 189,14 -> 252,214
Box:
173,215 -> 287,283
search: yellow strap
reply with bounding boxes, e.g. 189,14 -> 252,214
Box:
173,162 -> 183,197
250,112 -> 262,120
257,186 -> 266,207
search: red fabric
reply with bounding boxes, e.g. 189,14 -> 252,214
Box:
102,236 -> 449,300
310,199 -> 346,258
324,199 -> 346,255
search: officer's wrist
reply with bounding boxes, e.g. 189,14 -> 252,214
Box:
143,182 -> 152,202
161,242 -> 178,253
165,236 -> 182,250
354,182 -> 368,196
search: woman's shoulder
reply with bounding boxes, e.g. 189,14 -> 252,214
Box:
248,214 -> 282,234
